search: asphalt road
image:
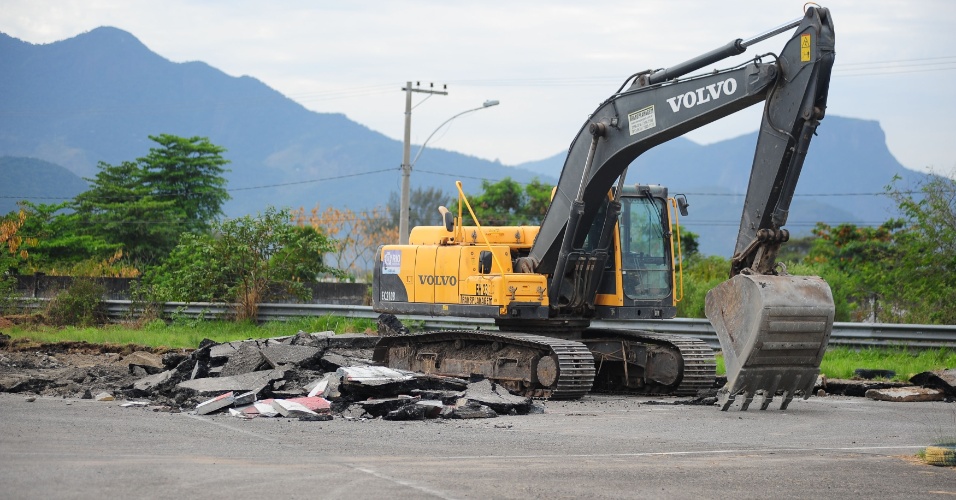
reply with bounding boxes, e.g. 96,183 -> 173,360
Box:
1,393 -> 954,499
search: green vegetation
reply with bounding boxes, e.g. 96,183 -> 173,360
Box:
457,177 -> 553,226
711,347 -> 955,381
45,279 -> 107,327
3,316 -> 377,350
10,134 -> 231,274
676,174 -> 956,325
146,207 -> 340,321
820,346 -> 956,381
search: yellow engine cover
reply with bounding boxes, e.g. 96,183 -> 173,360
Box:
376,243 -> 549,315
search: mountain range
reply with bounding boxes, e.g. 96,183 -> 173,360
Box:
0,27 -> 927,256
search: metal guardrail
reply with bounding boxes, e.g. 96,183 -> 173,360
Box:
88,300 -> 956,349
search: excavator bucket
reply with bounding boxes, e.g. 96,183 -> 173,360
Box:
705,274 -> 834,411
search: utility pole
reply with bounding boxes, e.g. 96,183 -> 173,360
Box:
400,81 -> 447,244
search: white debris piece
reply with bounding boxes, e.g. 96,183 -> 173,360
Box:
337,366 -> 415,384
253,401 -> 280,417
271,399 -> 319,418
195,391 -> 236,415
306,373 -> 334,398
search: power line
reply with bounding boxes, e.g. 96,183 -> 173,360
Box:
0,168 -> 396,202
229,168 -> 394,191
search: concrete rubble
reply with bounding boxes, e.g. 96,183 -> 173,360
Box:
34,330 -> 535,421
7,323 -> 950,419
864,386 -> 945,402
910,369 -> 956,398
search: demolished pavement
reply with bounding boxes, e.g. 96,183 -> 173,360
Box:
2,328 -> 954,418
62,329 -> 543,421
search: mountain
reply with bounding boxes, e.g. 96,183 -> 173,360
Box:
1,28 -> 927,257
0,27 -> 549,216
515,116 -> 927,255
0,156 -> 89,214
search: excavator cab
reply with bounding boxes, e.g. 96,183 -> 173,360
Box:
619,193 -> 672,301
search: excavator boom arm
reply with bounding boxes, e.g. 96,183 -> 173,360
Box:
529,7 -> 835,287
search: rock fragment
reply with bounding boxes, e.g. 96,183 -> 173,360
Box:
910,369 -> 956,397
94,392 -> 114,401
219,344 -> 268,377
865,386 -> 945,402
377,314 -> 409,336
132,370 -> 175,393
125,351 -> 165,375
447,401 -> 497,419
234,391 -> 257,406
260,345 -> 322,369
176,369 -> 287,397
284,396 -> 331,413
817,378 -> 907,397
462,379 -> 533,415
357,396 -> 421,418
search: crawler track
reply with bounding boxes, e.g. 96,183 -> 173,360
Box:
374,330 -> 595,399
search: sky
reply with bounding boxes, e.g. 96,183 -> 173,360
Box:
3,0 -> 955,176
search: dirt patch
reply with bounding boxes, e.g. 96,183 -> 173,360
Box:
0,338 -> 188,399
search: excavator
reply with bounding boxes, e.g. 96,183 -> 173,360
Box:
372,6 -> 836,411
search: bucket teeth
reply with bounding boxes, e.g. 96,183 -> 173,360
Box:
706,274 -> 834,412
718,388 -> 796,411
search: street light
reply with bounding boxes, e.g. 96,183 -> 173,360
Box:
399,99 -> 500,244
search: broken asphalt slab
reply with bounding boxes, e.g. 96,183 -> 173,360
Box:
910,369 -> 956,397
462,379 -> 535,415
176,369 -> 287,397
865,386 -> 945,402
260,345 -> 322,369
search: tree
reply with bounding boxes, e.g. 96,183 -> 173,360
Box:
457,177 -> 553,226
74,161 -> 184,266
71,134 -> 230,267
1,209 -> 35,310
807,222 -> 905,322
885,173 -> 956,323
293,205 -> 398,279
1,208 -> 33,271
139,134 -> 230,233
15,202 -> 124,274
147,207 -> 341,321
386,187 -> 451,229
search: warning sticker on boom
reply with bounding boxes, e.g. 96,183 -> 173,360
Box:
800,34 -> 811,62
628,105 -> 656,135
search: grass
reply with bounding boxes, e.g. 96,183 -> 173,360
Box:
686,347 -> 956,381
2,316 -> 377,350
715,346 -> 954,380
820,346 -> 956,381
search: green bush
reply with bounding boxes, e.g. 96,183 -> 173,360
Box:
676,255 -> 730,318
46,278 -> 107,326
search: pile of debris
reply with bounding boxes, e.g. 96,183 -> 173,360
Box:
818,368 -> 956,403
4,330 -> 954,414
125,331 -> 541,421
